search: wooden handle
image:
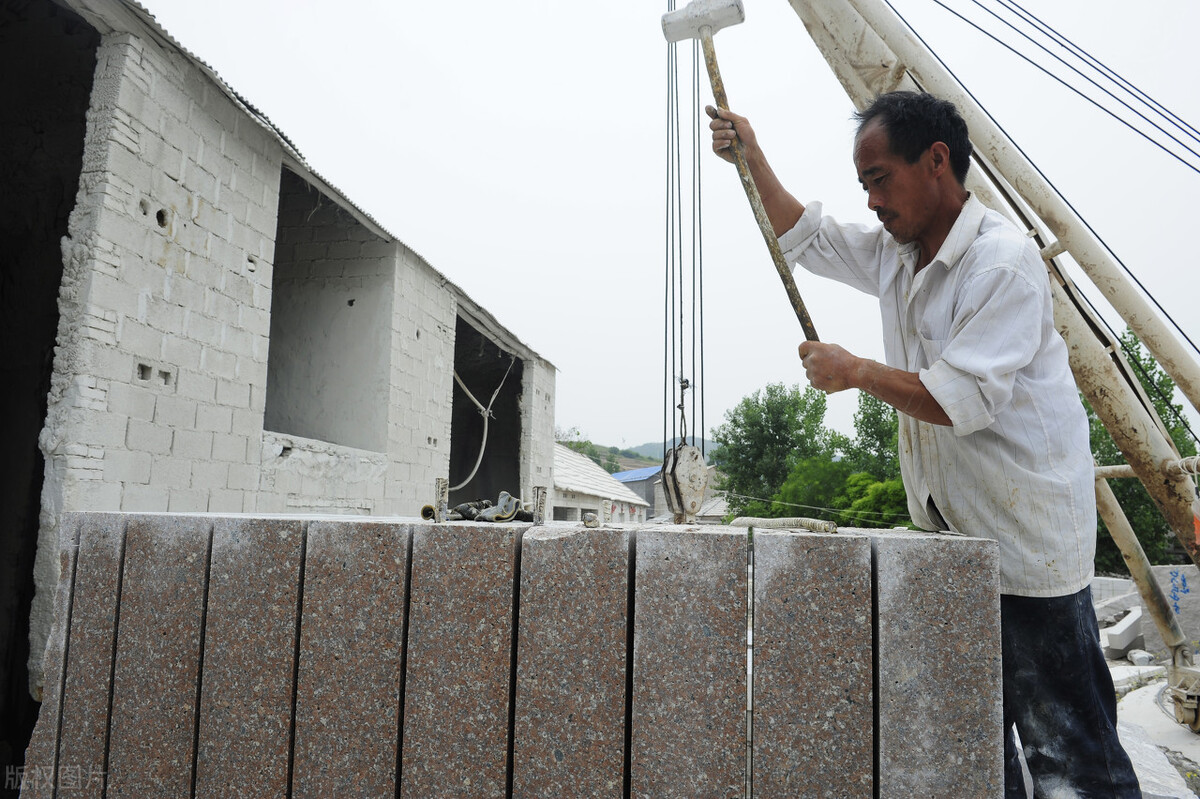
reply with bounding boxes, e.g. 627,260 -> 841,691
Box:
700,31 -> 819,342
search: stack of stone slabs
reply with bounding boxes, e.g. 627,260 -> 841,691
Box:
22,513 -> 1001,798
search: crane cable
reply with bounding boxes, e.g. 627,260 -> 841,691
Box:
664,1 -> 706,457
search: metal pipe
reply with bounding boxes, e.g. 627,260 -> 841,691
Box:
1095,476 -> 1190,662
785,0 -> 1200,566
833,0 -> 1200,419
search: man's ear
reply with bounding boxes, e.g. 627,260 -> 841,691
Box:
928,141 -> 951,177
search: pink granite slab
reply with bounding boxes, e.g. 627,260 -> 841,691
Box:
104,514 -> 212,798
193,517 -> 304,797
19,514 -> 82,799
399,523 -> 521,799
630,527 -> 748,798
511,526 -> 631,798
292,520 -> 411,797
872,530 -> 1003,796
752,530 -> 873,796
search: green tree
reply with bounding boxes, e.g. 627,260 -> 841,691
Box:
711,383 -> 834,517
838,476 -> 912,528
1089,329 -> 1198,573
842,392 -> 900,480
771,456 -> 855,519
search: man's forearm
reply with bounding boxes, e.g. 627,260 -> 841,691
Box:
854,358 -> 951,426
744,146 -> 805,237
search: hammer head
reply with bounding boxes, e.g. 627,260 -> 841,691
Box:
661,0 -> 745,43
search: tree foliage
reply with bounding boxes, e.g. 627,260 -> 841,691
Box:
1089,329 -> 1198,573
710,384 -> 834,517
556,426 -> 621,473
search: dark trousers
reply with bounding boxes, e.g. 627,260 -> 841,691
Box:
1001,586 -> 1141,797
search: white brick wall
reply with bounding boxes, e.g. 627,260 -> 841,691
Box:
32,14 -> 557,689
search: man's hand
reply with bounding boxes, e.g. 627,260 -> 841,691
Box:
705,105 -> 804,237
706,105 -> 760,164
798,341 -> 953,425
798,340 -> 859,394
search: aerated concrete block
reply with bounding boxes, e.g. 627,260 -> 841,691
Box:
292,520 -> 412,797
871,529 -> 1002,797
511,527 -> 631,799
194,517 -> 304,797
752,530 -> 873,796
106,514 -> 213,799
400,523 -> 522,799
630,527 -> 749,799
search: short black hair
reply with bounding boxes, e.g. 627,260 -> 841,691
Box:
854,91 -> 971,185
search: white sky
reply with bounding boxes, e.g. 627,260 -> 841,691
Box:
137,0 -> 1200,449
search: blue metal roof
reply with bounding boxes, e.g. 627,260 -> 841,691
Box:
611,465 -> 661,483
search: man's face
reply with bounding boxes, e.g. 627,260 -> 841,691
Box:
853,120 -> 938,245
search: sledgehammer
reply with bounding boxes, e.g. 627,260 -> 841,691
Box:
661,0 -> 819,341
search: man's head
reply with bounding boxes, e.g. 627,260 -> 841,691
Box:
855,92 -> 971,184
852,91 -> 971,246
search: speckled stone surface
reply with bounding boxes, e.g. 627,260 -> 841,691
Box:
399,523 -> 522,799
193,517 -> 304,797
292,520 -> 411,797
105,515 -> 212,798
51,514 -> 127,799
872,529 -> 1003,797
630,527 -> 748,799
752,530 -> 873,796
511,526 -> 630,798
19,515 -> 81,799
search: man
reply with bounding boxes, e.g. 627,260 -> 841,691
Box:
709,91 -> 1139,797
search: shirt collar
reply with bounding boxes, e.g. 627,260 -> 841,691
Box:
928,192 -> 985,271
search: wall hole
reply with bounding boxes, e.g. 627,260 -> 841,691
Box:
155,209 -> 168,228
157,369 -> 172,386
246,255 -> 257,273
347,298 -> 355,307
139,199 -> 150,216
137,363 -> 151,381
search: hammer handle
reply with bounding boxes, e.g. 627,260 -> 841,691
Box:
700,31 -> 819,342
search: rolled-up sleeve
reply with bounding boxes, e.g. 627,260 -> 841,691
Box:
920,263 -> 1044,436
779,202 -> 887,296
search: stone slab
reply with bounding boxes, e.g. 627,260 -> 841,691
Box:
292,520 -> 411,797
511,527 -> 631,798
752,530 -> 873,796
630,527 -> 748,799
19,515 -> 81,799
871,530 -> 1003,797
52,514 -> 127,799
399,523 -> 521,799
105,515 -> 212,799
194,517 -> 305,797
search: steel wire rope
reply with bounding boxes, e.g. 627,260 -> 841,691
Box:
721,491 -> 915,525
690,39 -> 706,453
964,0 -> 1200,164
920,0 -> 1200,174
665,18 -> 679,453
997,0 -> 1200,145
882,0 -> 1200,363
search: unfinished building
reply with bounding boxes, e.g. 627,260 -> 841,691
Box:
0,0 -> 556,768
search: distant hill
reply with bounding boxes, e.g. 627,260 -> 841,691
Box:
629,438 -> 719,460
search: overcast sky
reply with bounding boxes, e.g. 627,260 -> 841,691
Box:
137,0 -> 1199,449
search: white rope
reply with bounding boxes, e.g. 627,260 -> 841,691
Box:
449,357 -> 515,492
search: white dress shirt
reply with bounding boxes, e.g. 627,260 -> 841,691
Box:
779,194 -> 1095,597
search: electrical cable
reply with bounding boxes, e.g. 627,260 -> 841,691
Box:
920,0 -> 1199,175
997,0 -> 1200,145
963,0 -> 1200,164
